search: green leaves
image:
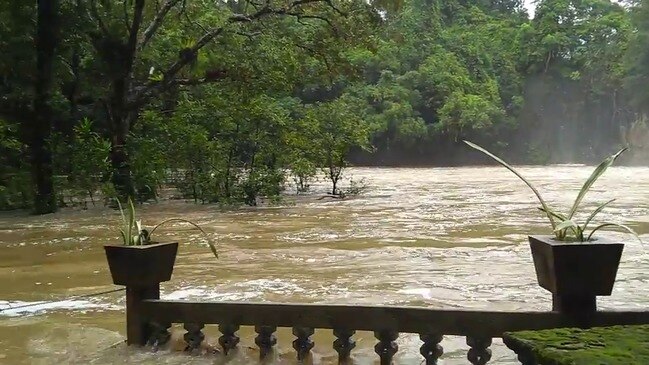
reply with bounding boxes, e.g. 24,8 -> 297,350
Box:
587,223 -> 642,244
464,140 -> 557,230
149,218 -> 218,258
116,197 -> 139,246
554,219 -> 578,233
582,199 -> 616,233
115,198 -> 218,257
465,141 -> 640,244
567,148 -> 626,220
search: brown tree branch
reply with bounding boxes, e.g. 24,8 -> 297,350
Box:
129,0 -> 339,108
139,0 -> 184,51
183,8 -> 209,34
88,0 -> 110,37
123,0 -> 131,32
325,0 -> 346,16
291,13 -> 337,34
126,0 -> 146,69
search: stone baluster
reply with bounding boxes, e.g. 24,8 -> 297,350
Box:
255,325 -> 277,361
292,327 -> 315,362
183,323 -> 205,353
333,329 -> 356,364
147,321 -> 171,351
374,330 -> 399,365
466,336 -> 492,365
218,324 -> 240,356
419,333 -> 443,365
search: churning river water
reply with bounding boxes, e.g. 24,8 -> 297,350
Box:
1,166 -> 649,365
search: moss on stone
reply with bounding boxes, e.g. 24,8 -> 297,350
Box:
505,325 -> 649,365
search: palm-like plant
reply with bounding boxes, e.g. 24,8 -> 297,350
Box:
117,198 -> 218,257
464,141 -> 641,243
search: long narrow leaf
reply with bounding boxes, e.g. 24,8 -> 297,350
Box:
553,219 -> 582,240
465,140 -> 556,229
539,207 -> 567,221
587,222 -> 643,244
581,199 -> 616,233
128,198 -> 136,246
575,225 -> 584,241
568,149 -> 626,219
150,218 -> 218,258
119,229 -> 128,246
554,219 -> 578,232
116,199 -> 129,244
116,199 -> 126,227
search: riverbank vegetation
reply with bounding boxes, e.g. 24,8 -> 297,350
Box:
1,0 -> 649,212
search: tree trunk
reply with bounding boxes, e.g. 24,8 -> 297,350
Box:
108,93 -> 136,201
104,0 -> 145,202
31,0 -> 60,214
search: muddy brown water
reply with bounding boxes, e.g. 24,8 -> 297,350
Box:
1,167 -> 648,364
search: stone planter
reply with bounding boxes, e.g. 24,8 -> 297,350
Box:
104,242 -> 178,287
529,235 -> 623,312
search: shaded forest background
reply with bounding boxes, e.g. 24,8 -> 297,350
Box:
1,0 -> 649,213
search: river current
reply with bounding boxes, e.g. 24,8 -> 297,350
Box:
1,166 -> 648,364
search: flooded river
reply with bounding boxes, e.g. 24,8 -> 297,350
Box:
1,167 -> 649,364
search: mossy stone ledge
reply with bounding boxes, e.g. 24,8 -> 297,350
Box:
503,325 -> 649,365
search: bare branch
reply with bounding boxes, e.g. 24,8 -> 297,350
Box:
139,0 -> 184,51
121,0 -> 146,81
128,0 -> 146,53
325,0 -> 346,16
88,0 -> 110,36
183,10 -> 209,34
290,13 -> 337,34
123,0 -> 131,32
129,0 -> 337,107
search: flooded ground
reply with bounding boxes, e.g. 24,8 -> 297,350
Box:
1,166 -> 648,364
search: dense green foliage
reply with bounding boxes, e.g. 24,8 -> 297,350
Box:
505,325 -> 649,364
0,0 -> 648,211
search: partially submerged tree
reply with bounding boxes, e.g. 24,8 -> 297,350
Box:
31,0 -> 61,214
78,0 -> 380,201
305,96 -> 369,195
0,1 -> 62,213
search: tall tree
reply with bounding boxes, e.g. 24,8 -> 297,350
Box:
626,0 -> 649,114
80,0 -> 369,201
31,0 -> 61,214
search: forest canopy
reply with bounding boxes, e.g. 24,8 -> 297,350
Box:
1,0 -> 648,212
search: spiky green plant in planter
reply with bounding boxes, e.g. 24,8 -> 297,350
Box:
464,141 -> 640,242
464,141 -> 642,306
105,198 -> 217,287
116,198 -> 217,257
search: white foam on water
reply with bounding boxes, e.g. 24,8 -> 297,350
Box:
0,299 -> 107,317
162,287 -> 259,301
